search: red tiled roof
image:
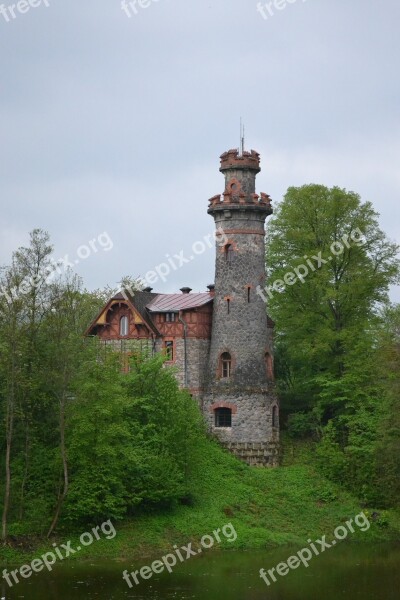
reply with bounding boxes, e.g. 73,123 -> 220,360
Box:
146,293 -> 212,312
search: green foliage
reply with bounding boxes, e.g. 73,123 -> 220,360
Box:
0,229 -> 206,535
266,184 -> 399,410
65,350 -> 134,522
266,185 -> 400,508
64,350 -> 205,524
286,411 -> 321,439
4,439 -> 400,564
370,305 -> 400,506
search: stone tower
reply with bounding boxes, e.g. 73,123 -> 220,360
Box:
202,148 -> 279,467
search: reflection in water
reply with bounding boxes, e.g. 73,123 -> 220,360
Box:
2,543 -> 400,599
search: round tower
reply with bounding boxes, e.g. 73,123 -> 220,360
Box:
203,148 -> 279,467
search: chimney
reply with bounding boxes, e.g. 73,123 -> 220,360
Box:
207,284 -> 215,297
180,287 -> 192,294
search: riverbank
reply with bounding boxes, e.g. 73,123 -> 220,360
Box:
2,437 -> 399,564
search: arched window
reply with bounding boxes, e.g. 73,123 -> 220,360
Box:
220,352 -> 232,378
215,407 -> 232,428
225,244 -> 234,264
272,405 -> 279,429
265,352 -> 274,381
120,316 -> 129,337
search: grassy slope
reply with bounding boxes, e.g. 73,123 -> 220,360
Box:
2,436 -> 399,563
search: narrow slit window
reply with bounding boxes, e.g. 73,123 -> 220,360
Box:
227,299 -> 230,314
247,287 -> 251,303
225,244 -> 234,264
272,405 -> 279,428
265,352 -> 274,381
164,340 -> 174,361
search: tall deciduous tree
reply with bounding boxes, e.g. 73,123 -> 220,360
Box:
374,304 -> 400,506
0,265 -> 24,541
43,274 -> 103,536
265,185 -> 400,506
265,184 -> 399,417
0,229 -> 53,540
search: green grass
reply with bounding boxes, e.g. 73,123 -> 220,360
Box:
2,436 -> 399,563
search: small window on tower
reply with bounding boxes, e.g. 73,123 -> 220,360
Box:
265,352 -> 274,381
120,316 -> 129,337
165,313 -> 176,322
215,407 -> 232,428
220,352 -> 232,378
225,244 -> 234,264
164,340 -> 174,361
272,405 -> 279,428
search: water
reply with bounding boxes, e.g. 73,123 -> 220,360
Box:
2,543 -> 399,599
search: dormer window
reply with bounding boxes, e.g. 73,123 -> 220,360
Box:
120,316 -> 129,337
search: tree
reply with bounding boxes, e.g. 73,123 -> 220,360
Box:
265,184 -> 399,419
265,185 -> 400,506
43,274 -> 102,536
0,229 -> 54,540
0,264 -> 24,541
0,230 -> 104,538
373,304 -> 400,506
65,348 -> 133,523
64,351 -> 205,524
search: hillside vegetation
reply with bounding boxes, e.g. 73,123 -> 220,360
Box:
2,436 -> 399,563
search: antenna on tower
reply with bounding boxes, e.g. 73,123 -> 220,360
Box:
239,118 -> 245,156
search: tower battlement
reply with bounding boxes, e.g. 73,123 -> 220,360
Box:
207,191 -> 272,211
220,148 -> 261,173
209,148 -> 272,214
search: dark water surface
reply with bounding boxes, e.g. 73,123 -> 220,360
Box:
2,543 -> 399,599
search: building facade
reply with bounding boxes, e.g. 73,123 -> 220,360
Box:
86,148 -> 279,466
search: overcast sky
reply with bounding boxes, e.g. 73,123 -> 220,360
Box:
1,0 -> 399,299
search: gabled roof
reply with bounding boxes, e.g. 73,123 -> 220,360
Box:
85,290 -> 160,336
146,293 -> 213,312
85,290 -> 213,337
120,290 -> 160,335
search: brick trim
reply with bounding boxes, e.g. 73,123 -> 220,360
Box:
219,240 -> 239,253
209,402 -> 237,414
221,229 -> 265,235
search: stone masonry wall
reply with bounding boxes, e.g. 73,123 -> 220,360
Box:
224,442 -> 280,467
202,391 -> 279,443
205,219 -> 273,390
156,337 -> 210,395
